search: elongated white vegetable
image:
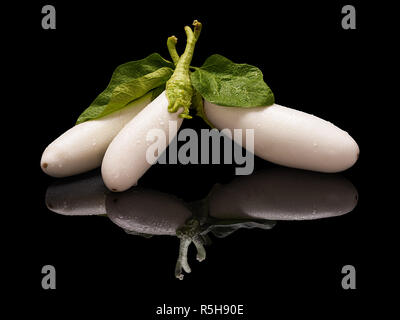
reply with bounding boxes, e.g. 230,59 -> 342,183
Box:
41,94 -> 152,177
101,91 -> 183,192
204,101 -> 359,173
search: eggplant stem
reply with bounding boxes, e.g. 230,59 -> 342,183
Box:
167,36 -> 179,65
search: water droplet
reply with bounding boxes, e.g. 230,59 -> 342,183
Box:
146,136 -> 153,145
160,121 -> 165,126
313,142 -> 318,147
92,142 -> 97,147
136,139 -> 141,145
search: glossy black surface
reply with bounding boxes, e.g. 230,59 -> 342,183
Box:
8,0 -> 390,317
44,168 -> 358,280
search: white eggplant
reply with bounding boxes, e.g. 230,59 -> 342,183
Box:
101,91 -> 183,192
102,20 -> 201,192
204,101 -> 359,173
41,94 -> 151,177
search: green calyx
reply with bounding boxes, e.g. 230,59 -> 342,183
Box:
166,20 -> 202,119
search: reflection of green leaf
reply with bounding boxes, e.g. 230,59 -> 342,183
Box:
107,67 -> 173,110
76,53 -> 174,124
208,219 -> 276,238
191,54 -> 275,107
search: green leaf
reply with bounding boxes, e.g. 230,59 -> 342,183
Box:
76,53 -> 174,124
107,67 -> 173,111
190,54 -> 274,107
151,84 -> 167,101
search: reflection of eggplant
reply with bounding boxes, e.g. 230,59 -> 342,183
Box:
106,189 -> 192,235
44,166 -> 358,280
45,171 -> 108,215
209,167 -> 358,221
106,189 -> 201,280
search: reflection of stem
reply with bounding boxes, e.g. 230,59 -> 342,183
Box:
193,235 -> 206,262
174,217 -> 208,279
175,238 -> 192,280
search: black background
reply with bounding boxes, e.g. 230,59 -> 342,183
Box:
6,0 -> 394,317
